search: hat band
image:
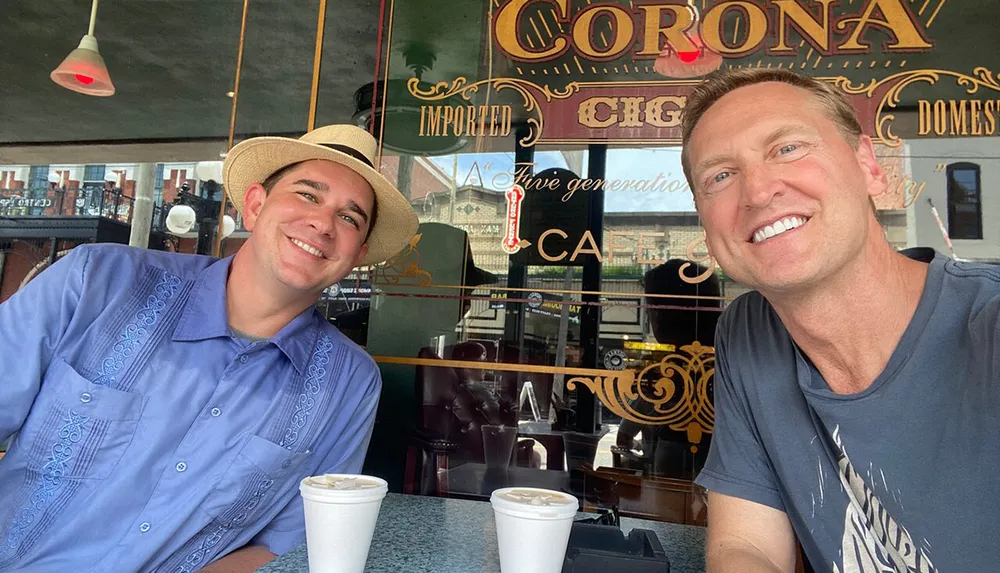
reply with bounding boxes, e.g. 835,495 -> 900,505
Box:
317,143 -> 374,169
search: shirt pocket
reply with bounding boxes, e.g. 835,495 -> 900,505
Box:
200,434 -> 312,525
14,358 -> 146,480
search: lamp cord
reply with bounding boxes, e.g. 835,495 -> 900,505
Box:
88,0 -> 99,36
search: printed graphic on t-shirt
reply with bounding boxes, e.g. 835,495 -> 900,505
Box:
830,427 -> 937,573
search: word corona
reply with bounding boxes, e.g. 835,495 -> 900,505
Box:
494,0 -> 932,63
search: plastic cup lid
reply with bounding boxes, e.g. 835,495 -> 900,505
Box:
490,487 -> 579,519
300,474 -> 388,502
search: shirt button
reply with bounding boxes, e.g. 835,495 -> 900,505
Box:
211,407 -> 222,417
139,522 -> 151,533
80,392 -> 92,403
239,355 -> 248,364
175,462 -> 187,472
280,459 -> 292,470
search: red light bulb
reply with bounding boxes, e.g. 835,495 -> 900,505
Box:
75,74 -> 95,85
678,49 -> 701,63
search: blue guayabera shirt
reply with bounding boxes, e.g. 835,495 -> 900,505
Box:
0,244 -> 381,572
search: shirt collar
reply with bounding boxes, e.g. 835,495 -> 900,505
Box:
173,256 -> 323,374
269,308 -> 324,375
173,256 -> 234,342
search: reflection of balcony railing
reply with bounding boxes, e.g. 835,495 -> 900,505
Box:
1,187 -> 133,221
0,187 -> 168,231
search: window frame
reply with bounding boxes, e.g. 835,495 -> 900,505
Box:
946,162 -> 983,241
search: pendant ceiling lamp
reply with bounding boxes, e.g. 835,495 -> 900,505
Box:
50,0 -> 115,96
653,2 -> 722,79
353,43 -> 468,155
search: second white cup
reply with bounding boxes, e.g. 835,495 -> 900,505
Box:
490,487 -> 579,573
300,473 -> 388,573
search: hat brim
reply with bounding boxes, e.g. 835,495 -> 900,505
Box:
222,137 -> 418,266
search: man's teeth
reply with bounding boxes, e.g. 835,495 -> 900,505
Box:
291,238 -> 324,258
753,216 -> 806,244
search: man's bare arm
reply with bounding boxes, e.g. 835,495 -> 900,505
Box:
705,492 -> 797,573
200,545 -> 276,573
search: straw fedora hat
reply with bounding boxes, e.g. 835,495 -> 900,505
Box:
222,124 -> 418,266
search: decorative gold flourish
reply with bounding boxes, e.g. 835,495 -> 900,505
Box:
407,76 -> 580,147
567,342 -> 716,451
828,67 -> 1000,146
372,233 -> 432,286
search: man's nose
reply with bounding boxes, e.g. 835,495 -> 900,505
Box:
307,206 -> 338,237
740,164 -> 782,210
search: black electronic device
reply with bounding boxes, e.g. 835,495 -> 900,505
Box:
561,520 -> 671,573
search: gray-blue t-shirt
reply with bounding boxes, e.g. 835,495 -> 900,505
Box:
696,248 -> 1000,571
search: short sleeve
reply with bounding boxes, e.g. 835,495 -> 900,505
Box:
695,310 -> 785,512
250,361 -> 382,555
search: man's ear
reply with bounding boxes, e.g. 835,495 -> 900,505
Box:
352,243 -> 369,268
856,135 -> 888,199
241,183 -> 267,232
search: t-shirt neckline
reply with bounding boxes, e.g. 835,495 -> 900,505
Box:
796,248 -> 944,401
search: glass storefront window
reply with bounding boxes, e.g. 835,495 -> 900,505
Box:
4,0 -> 1000,571
355,0 -> 1000,539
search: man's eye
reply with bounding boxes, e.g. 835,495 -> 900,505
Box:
778,143 -> 799,155
712,171 -> 731,184
340,214 -> 359,228
297,192 -> 318,203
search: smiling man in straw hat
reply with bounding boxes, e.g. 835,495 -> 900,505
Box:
0,124 -> 417,572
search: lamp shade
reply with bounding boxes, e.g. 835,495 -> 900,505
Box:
221,215 -> 236,238
51,35 -> 115,97
653,31 -> 723,79
196,161 -> 224,183
166,205 -> 197,234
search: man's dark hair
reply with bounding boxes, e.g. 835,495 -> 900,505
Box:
260,160 -> 379,242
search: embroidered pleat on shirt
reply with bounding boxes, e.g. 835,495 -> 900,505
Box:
158,333 -> 346,572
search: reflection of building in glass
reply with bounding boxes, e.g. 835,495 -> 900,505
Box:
0,161 -> 237,301
408,180 -> 916,273
908,138 -> 1000,262
402,173 -> 928,354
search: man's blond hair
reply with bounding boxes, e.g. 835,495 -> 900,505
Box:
680,67 -> 863,189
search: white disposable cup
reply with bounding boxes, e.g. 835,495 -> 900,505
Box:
490,487 -> 579,573
299,474 -> 389,573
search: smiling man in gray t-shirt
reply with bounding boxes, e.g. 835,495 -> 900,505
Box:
698,247 -> 999,571
680,67 -> 1000,572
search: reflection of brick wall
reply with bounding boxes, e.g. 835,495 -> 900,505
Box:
0,172 -> 19,188
168,237 -> 199,254
0,176 -> 26,189
222,238 -> 247,258
0,240 -> 84,302
166,235 -> 247,256
41,189 -> 77,216
0,242 -> 43,302
669,229 -> 707,260
380,157 -> 450,201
